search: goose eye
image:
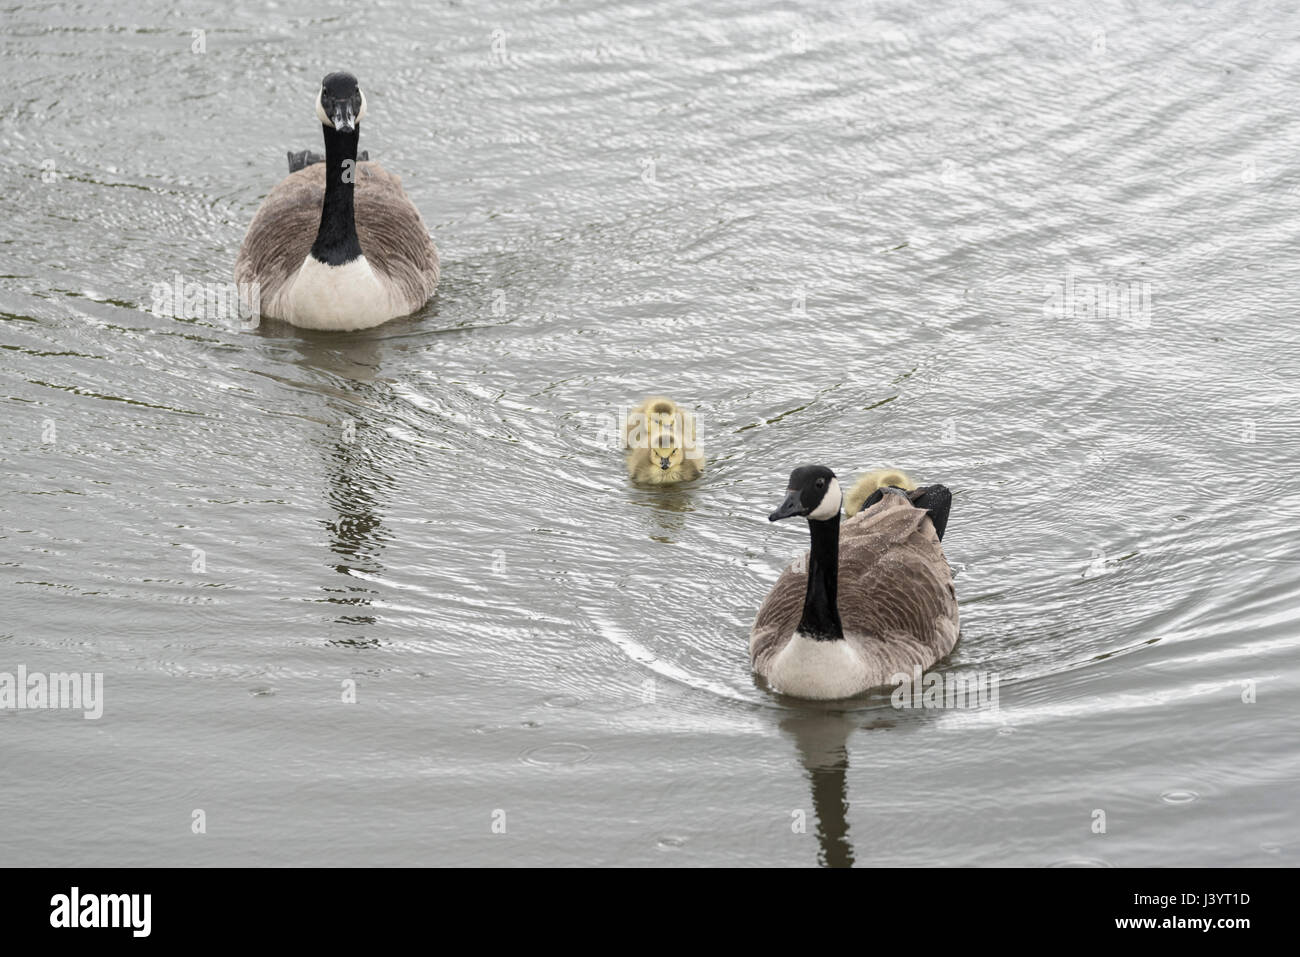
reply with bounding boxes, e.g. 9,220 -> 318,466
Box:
816,478 -> 825,488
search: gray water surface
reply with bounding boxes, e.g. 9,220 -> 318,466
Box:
2,0 -> 1298,866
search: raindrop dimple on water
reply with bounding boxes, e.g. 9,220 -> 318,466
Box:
520,743 -> 593,767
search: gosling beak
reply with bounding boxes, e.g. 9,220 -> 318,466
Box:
769,489 -> 806,522
659,459 -> 670,470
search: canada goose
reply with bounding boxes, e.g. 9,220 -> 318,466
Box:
623,396 -> 704,485
844,467 -> 915,518
234,72 -> 439,330
750,465 -> 959,700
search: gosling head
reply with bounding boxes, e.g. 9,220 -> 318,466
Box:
650,443 -> 686,471
646,413 -> 688,472
315,71 -> 367,132
770,465 -> 842,523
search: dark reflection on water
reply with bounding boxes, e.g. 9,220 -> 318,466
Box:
322,443 -> 388,637
291,330 -> 393,639
782,711 -> 859,868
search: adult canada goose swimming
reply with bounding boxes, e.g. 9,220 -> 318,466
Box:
623,396 -> 704,485
234,71 -> 439,330
750,466 -> 959,700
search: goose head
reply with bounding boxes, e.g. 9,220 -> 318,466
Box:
315,71 -> 368,132
770,465 -> 842,522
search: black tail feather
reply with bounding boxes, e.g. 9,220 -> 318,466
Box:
908,485 -> 952,541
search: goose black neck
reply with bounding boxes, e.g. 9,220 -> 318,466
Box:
798,514 -> 843,641
310,123 -> 363,266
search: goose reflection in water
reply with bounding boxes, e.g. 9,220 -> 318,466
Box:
283,328 -> 397,646
778,699 -> 921,868
780,709 -> 862,868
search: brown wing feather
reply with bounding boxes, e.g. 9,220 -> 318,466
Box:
751,566 -> 808,667
352,163 -> 440,312
234,161 -> 439,318
234,166 -> 321,313
750,494 -> 959,685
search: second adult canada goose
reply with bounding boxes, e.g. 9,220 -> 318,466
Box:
234,72 -> 439,330
750,465 -> 959,700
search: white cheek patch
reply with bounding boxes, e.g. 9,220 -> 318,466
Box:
808,477 -> 842,521
357,90 -> 367,123
315,89 -> 333,128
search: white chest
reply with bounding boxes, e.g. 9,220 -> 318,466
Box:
283,255 -> 397,330
766,632 -> 872,700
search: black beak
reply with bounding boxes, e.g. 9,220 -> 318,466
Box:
659,459 -> 670,470
769,489 -> 806,522
332,106 -> 357,132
